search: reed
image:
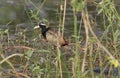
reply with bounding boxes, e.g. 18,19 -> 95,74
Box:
0,0 -> 120,78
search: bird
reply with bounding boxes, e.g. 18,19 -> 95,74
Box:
34,22 -> 68,47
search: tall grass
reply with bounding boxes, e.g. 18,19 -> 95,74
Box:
0,0 -> 120,78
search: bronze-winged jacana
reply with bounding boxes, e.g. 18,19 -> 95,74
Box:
34,22 -> 68,47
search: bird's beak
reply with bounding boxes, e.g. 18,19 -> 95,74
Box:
34,25 -> 40,29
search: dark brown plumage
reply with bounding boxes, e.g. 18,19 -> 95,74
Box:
34,23 -> 68,47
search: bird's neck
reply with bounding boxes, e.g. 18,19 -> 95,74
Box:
41,26 -> 47,32
41,26 -> 50,39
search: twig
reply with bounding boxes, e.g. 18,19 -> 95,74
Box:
0,53 -> 23,64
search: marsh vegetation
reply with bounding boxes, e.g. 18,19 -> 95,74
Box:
0,0 -> 120,78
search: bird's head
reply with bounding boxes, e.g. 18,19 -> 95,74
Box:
34,22 -> 46,29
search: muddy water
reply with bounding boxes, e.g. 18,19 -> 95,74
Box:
0,0 -> 97,35
0,0 -> 120,37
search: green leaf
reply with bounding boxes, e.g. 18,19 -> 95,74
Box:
37,49 -> 50,53
25,50 -> 34,60
71,0 -> 84,12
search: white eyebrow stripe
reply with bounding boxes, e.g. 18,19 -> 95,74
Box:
40,23 -> 46,26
